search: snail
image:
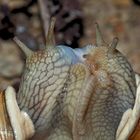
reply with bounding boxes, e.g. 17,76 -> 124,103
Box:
12,17 -> 137,140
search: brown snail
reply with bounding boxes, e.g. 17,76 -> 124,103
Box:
12,18 -> 137,140
0,17 -> 139,139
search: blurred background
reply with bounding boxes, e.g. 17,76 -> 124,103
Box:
0,0 -> 140,90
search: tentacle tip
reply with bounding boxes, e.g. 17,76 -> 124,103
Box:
110,37 -> 119,49
13,36 -> 33,57
13,36 -> 18,43
46,17 -> 56,48
94,22 -> 106,47
113,37 -> 119,43
94,22 -> 100,31
13,36 -> 22,48
94,22 -> 98,26
50,17 -> 56,24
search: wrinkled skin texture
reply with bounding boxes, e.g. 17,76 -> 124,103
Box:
16,41 -> 136,140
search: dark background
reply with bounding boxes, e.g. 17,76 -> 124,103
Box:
0,0 -> 140,90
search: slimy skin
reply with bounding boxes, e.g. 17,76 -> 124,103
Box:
17,44 -> 93,140
15,21 -> 136,140
74,45 -> 136,140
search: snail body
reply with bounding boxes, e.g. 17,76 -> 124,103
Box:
74,40 -> 136,139
14,20 -> 136,140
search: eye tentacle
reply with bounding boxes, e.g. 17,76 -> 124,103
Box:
46,17 -> 56,49
95,23 -> 106,47
13,37 -> 33,57
110,37 -> 119,49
